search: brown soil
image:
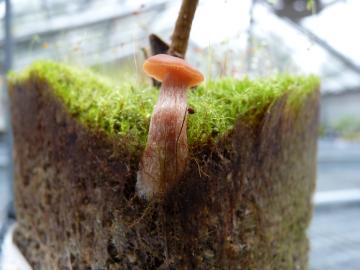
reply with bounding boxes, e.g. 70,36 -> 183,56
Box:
10,76 -> 319,270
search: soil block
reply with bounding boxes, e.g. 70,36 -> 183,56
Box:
9,61 -> 320,269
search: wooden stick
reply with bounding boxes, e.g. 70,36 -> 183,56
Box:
168,0 -> 199,58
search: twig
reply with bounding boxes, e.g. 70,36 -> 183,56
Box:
168,0 -> 199,58
146,0 -> 199,87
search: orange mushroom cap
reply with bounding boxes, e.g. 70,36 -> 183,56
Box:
143,54 -> 204,87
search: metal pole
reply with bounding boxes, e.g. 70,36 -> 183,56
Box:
4,0 -> 15,218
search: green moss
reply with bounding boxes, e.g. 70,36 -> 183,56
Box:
8,60 -> 319,148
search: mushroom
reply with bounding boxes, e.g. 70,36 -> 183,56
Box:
137,54 -> 204,199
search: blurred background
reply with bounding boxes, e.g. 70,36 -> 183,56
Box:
0,0 -> 359,269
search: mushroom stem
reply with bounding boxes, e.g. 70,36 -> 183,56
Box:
137,74 -> 189,199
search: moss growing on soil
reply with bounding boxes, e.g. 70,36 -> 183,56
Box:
10,60 -> 320,269
9,60 -> 319,148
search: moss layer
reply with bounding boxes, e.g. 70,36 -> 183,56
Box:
9,60 -> 319,148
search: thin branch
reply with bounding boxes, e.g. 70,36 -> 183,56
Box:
146,0 -> 199,87
168,0 -> 199,58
